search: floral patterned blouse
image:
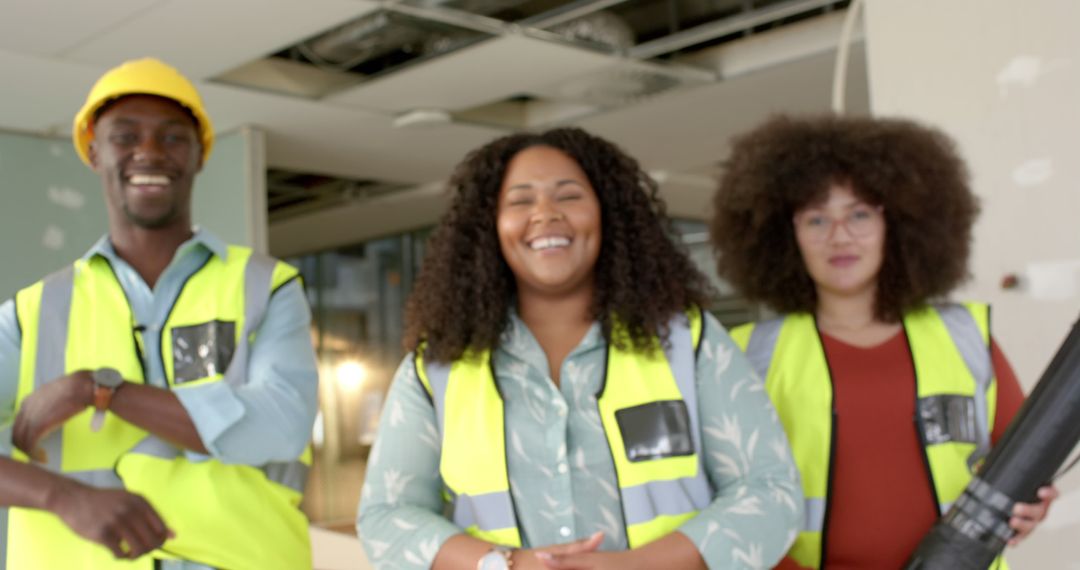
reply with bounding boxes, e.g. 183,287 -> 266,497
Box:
357,311 -> 802,569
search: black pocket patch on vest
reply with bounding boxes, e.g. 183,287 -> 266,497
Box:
171,320 -> 236,384
615,400 -> 694,462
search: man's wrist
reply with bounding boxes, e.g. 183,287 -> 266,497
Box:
70,370 -> 95,408
42,472 -> 82,514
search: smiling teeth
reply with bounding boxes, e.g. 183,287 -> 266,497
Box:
129,174 -> 170,185
530,237 -> 570,250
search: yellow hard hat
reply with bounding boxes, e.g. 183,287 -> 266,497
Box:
72,57 -> 214,167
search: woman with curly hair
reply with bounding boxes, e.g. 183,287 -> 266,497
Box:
357,127 -> 802,570
710,115 -> 1057,569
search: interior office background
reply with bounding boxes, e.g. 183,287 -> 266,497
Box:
1,0 -> 1076,568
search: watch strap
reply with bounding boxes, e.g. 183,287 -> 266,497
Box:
89,368 -> 124,432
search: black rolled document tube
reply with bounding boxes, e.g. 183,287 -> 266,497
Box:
905,315 -> 1080,570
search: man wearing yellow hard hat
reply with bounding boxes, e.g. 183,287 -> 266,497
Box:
0,58 -> 319,569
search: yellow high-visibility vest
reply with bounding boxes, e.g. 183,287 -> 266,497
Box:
415,308 -> 710,548
731,303 -> 1007,569
7,246 -> 312,570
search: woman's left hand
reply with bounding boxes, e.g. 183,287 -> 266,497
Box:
1008,485 -> 1059,546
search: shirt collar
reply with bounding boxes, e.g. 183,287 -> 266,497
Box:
499,308 -> 605,367
82,226 -> 230,263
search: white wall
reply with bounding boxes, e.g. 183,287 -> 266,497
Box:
864,0 -> 1080,566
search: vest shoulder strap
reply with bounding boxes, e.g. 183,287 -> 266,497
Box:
930,302 -> 993,468
221,251 -> 279,388
932,302 -> 991,387
742,315 -> 786,381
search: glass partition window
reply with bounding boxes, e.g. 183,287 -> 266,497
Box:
289,230 -> 426,531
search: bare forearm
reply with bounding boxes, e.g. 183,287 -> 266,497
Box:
629,532 -> 706,570
109,383 -> 208,454
0,456 -> 78,512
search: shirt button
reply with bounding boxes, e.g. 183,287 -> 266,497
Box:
557,463 -> 568,475
559,526 -> 571,538
556,405 -> 567,417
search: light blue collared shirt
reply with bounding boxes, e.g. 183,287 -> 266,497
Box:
0,228 -> 319,569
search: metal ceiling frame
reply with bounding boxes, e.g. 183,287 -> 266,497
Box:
629,0 -> 841,59
376,0 -> 846,70
517,0 -> 634,30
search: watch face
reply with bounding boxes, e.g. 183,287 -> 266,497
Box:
92,367 -> 124,388
478,551 -> 509,570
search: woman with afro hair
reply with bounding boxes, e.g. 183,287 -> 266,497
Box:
358,127 -> 802,570
711,115 -> 1056,569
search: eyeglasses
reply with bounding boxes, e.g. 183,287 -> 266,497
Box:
793,204 -> 884,243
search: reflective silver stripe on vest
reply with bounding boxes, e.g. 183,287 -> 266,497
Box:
36,266 -> 76,473
621,475 -> 712,525
262,460 -> 310,494
744,317 -> 784,380
209,254 -> 311,492
66,469 -> 125,489
655,313 -> 713,515
131,435 -> 308,494
421,358 -> 478,528
223,253 -> 276,388
450,490 -> 518,532
421,360 -> 451,443
804,497 -> 826,533
933,304 -> 992,469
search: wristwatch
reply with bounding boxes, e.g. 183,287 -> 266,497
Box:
476,545 -> 514,570
89,367 -> 124,432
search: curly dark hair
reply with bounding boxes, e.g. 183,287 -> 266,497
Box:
710,114 -> 979,322
405,127 -> 712,362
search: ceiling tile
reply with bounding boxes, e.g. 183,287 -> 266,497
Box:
65,0 -> 379,79
0,0 -> 159,57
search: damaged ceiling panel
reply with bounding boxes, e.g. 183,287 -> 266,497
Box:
212,0 -> 848,219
